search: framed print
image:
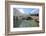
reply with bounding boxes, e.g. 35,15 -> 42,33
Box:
5,1 -> 45,36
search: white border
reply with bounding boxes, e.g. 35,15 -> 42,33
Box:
10,5 -> 42,32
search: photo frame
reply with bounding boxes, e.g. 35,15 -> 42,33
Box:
5,1 -> 45,36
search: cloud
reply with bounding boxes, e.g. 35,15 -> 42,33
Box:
17,8 -> 25,14
30,9 -> 39,14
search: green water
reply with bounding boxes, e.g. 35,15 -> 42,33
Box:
14,20 -> 39,28
19,20 -> 39,27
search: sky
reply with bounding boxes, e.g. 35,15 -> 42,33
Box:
14,8 -> 39,15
